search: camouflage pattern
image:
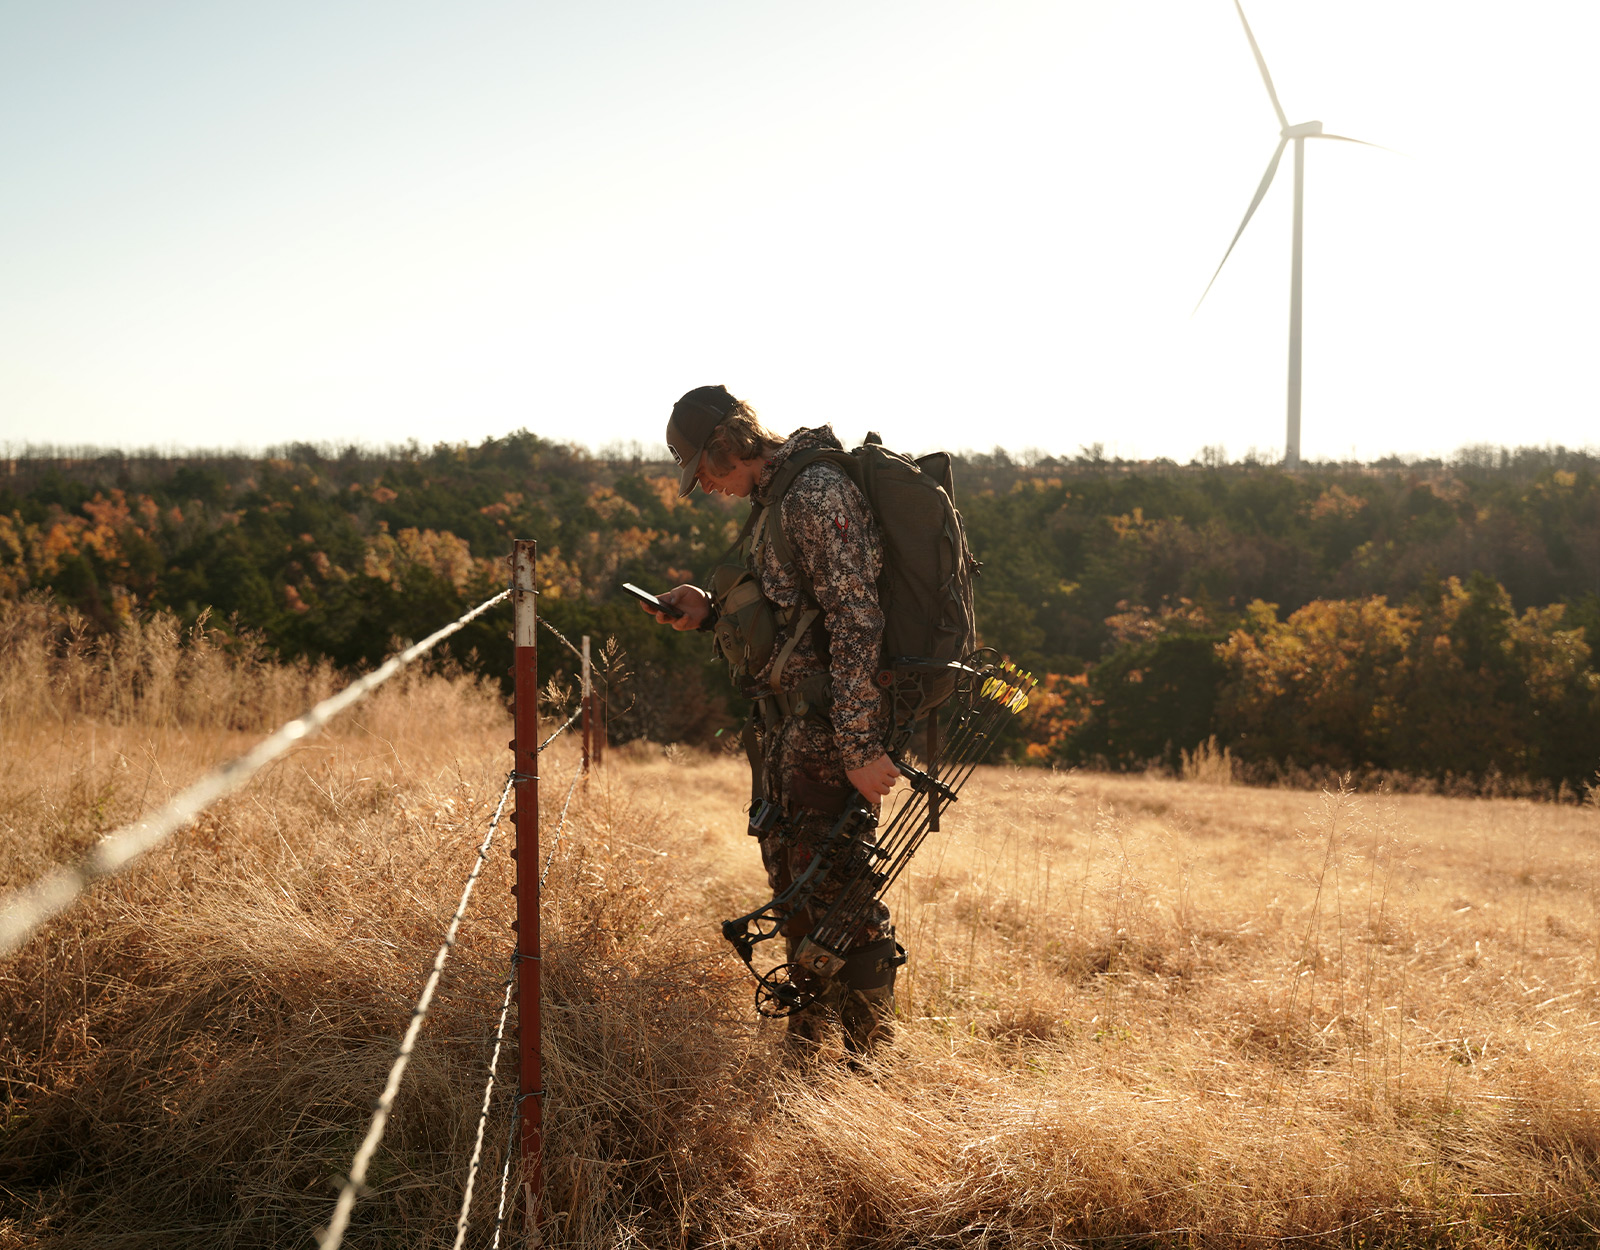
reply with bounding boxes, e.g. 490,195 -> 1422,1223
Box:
742,425 -> 898,1053
758,819 -> 891,949
749,426 -> 891,780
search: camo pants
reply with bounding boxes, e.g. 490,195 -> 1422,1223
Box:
758,808 -> 896,1056
749,706 -> 898,1053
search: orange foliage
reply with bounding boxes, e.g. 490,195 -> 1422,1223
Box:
645,475 -> 690,512
1018,672 -> 1091,761
588,486 -> 641,521
0,489 -> 168,612
535,550 -> 583,600
1305,484 -> 1368,520
362,527 -> 497,589
1216,579 -> 1599,778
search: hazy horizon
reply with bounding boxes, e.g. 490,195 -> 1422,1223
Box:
7,430 -> 1598,473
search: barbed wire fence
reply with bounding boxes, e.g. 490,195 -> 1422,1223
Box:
316,773 -> 517,1250
0,587 -> 511,957
0,538 -> 616,1247
452,973 -> 516,1250
537,611 -> 621,772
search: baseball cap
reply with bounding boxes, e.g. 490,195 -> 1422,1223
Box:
665,384 -> 737,497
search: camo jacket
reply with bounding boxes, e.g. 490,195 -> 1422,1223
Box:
748,425 -> 889,779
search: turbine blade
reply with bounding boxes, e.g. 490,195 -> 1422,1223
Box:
1314,132 -> 1403,155
1194,137 -> 1288,313
1233,0 -> 1288,130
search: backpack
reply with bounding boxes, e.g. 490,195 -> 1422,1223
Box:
734,433 -> 980,728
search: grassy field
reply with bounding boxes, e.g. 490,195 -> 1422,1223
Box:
3,604 -> 1599,1248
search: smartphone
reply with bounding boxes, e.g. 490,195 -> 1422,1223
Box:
622,582 -> 684,618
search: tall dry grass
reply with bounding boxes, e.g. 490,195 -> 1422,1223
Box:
3,597 -> 1599,1247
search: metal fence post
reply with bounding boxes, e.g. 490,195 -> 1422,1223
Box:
510,541 -> 543,1237
580,635 -> 592,776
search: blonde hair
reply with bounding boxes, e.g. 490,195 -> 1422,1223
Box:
703,401 -> 783,474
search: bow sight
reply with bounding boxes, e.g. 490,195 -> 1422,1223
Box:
720,653 -> 1036,1017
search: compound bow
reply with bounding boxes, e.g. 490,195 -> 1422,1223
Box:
721,653 -> 1035,1016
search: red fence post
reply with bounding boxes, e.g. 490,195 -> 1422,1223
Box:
580,634 -> 592,777
510,541 -> 543,1237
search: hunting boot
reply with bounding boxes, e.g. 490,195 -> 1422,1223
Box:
840,984 -> 895,1057
782,974 -> 844,1063
838,934 -> 903,1058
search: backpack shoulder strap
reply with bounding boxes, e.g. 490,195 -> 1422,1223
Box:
755,448 -> 860,581
718,497 -> 763,564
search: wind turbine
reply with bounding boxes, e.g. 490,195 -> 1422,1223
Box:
1197,0 -> 1380,469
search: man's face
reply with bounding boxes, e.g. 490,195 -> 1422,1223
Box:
696,458 -> 759,498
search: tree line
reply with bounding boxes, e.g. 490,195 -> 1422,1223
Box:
4,436 -> 1598,792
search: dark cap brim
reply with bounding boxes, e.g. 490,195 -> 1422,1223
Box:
666,384 -> 734,497
676,451 -> 702,498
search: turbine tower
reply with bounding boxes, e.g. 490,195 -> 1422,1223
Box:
1197,0 -> 1379,469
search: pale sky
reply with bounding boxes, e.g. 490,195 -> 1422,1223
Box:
1,1 -> 1595,465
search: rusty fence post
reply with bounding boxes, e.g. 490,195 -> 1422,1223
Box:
510,541 -> 543,1238
580,635 -> 592,777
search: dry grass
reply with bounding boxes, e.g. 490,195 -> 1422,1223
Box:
3,601 -> 1599,1247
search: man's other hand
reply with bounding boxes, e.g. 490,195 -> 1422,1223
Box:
847,753 -> 901,804
638,584 -> 711,631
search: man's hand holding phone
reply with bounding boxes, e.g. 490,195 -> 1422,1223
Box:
627,582 -> 711,632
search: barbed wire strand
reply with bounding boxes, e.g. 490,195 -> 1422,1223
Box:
0,588 -> 512,958
536,613 -> 615,696
535,614 -> 585,663
537,703 -> 583,753
542,755 -> 585,888
489,1094 -> 526,1250
317,773 -> 514,1250
449,969 -> 517,1250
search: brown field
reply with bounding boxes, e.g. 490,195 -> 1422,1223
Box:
3,605 -> 1599,1248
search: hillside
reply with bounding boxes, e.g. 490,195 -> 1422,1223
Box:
4,438 -> 1600,789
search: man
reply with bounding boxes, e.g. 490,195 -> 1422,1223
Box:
640,384 -> 902,1057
